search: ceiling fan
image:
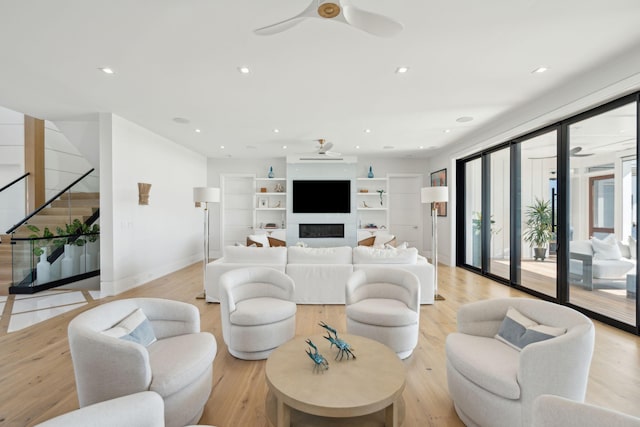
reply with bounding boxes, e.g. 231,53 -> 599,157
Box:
529,146 -> 594,160
315,138 -> 341,156
254,0 -> 403,37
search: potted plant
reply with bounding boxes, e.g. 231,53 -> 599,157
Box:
523,197 -> 554,261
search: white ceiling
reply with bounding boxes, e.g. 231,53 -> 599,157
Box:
1,0 -> 640,159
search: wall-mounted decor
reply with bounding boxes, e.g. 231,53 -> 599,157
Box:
138,183 -> 152,205
430,169 -> 447,216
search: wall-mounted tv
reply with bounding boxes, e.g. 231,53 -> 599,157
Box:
292,180 -> 351,213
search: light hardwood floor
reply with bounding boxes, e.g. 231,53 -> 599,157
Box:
1,263 -> 639,427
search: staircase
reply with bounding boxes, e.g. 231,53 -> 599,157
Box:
0,192 -> 99,290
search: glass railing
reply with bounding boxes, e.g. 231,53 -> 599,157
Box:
10,229 -> 100,292
6,168 -> 100,293
6,169 -> 98,236
0,173 -> 28,233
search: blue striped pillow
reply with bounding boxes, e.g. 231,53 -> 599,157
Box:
102,308 -> 157,347
495,307 -> 566,351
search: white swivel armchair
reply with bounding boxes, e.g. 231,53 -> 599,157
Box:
446,298 -> 595,427
68,298 -> 217,427
34,391 -> 215,427
219,267 -> 297,360
532,395 -> 640,427
345,269 -> 420,359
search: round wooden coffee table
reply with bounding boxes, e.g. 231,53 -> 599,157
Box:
265,333 -> 406,427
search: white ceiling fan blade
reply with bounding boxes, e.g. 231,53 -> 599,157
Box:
342,5 -> 403,37
254,1 -> 317,36
325,150 -> 342,157
323,141 -> 334,151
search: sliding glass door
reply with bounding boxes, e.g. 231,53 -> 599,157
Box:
567,101 -> 637,327
518,130 -> 558,298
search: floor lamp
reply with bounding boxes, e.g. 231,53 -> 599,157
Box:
421,186 -> 448,301
193,187 -> 220,300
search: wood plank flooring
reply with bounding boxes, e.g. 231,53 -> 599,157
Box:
1,263 -> 639,427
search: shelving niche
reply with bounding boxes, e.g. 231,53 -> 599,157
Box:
254,177 -> 286,231
356,177 -> 389,233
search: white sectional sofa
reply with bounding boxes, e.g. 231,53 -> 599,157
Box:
569,236 -> 636,291
205,245 -> 435,304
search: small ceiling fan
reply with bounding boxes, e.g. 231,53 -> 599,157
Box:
529,146 -> 594,160
254,0 -> 403,37
315,138 -> 341,156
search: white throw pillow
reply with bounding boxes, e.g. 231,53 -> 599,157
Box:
592,235 -> 622,260
495,307 -> 566,351
102,308 -> 157,347
248,234 -> 270,247
629,236 -> 637,259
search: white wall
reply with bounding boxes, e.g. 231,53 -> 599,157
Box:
0,106 -> 25,232
99,114 -> 206,295
45,121 -> 98,199
208,156 -> 430,256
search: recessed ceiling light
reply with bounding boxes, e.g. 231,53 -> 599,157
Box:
99,67 -> 114,74
172,117 -> 190,124
419,146 -> 424,149
456,116 -> 474,123
444,129 -> 451,133
364,128 -> 371,133
395,66 -> 409,74
282,145 -> 287,149
220,145 -> 225,149
273,128 -> 280,133
532,67 -> 548,74
195,129 -> 201,133
355,145 -> 360,149
238,66 -> 250,74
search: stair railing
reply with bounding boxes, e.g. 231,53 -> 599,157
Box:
6,168 -> 95,234
6,168 -> 100,294
0,172 -> 29,234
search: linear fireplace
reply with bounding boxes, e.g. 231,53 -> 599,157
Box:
299,224 -> 345,238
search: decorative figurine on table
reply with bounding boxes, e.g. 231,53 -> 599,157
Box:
305,339 -> 329,371
274,182 -> 284,192
319,322 -> 356,360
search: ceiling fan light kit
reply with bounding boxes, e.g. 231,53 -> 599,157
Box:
254,0 -> 403,37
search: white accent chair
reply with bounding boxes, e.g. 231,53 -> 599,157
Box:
34,391 -> 215,427
345,269 -> 420,359
532,395 -> 640,427
219,267 -> 297,360
68,298 -> 217,427
446,298 -> 595,427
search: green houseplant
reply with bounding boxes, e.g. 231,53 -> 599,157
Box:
523,197 -> 554,261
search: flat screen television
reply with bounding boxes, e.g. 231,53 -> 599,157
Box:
292,180 -> 351,213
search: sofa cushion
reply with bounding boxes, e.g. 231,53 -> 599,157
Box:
222,246 -> 287,264
495,307 -> 566,351
446,333 -> 521,400
102,308 -> 157,347
353,246 -> 418,264
629,236 -> 637,259
230,297 -> 296,326
570,240 -> 594,256
373,233 -> 395,247
347,298 -> 418,327
592,235 -> 622,260
592,258 -> 635,278
287,246 -> 353,264
147,332 -> 217,396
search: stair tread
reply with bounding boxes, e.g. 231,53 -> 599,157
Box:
51,199 -> 99,208
58,192 -> 100,200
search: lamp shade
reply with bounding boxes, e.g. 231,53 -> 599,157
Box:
421,186 -> 448,203
193,187 -> 220,203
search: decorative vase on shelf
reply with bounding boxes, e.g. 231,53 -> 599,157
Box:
79,246 -> 91,274
268,166 -> 274,178
36,248 -> 51,284
61,244 -> 74,278
368,166 -> 374,178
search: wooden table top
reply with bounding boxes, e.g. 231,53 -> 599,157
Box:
265,333 -> 406,418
